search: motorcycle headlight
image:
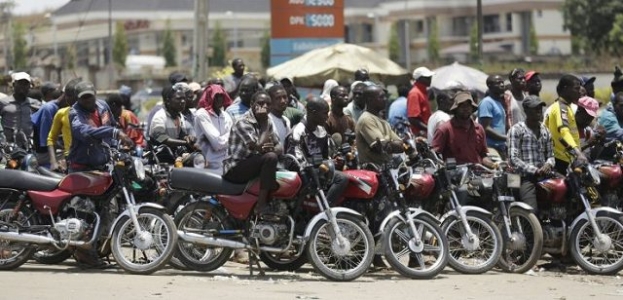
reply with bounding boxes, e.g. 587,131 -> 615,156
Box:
22,154 -> 38,172
193,153 -> 205,169
319,159 -> 336,186
133,157 -> 146,181
588,165 -> 601,186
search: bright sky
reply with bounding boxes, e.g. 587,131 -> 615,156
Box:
9,0 -> 70,15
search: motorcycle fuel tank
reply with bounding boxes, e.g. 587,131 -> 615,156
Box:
598,164 -> 622,189
58,171 -> 113,196
342,170 -> 379,199
407,173 -> 436,199
537,177 -> 567,204
246,171 -> 302,199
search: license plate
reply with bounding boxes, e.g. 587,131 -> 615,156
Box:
507,174 -> 521,188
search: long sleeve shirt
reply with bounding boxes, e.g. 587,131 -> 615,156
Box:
543,99 -> 580,163
507,122 -> 555,175
194,108 -> 233,174
47,107 -> 71,157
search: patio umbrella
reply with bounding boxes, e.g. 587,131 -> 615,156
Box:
431,62 -> 489,93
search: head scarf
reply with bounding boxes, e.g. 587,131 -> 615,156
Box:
197,84 -> 232,113
320,79 -> 339,103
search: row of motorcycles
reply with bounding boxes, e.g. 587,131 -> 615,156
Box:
0,128 -> 622,281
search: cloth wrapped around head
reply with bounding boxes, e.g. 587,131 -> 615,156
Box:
197,84 -> 233,113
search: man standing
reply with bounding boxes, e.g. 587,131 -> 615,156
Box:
224,58 -> 246,99
506,68 -> 527,126
32,82 -> 67,167
226,76 -> 260,121
426,91 -> 452,142
544,75 -> 587,174
479,75 -> 508,159
575,96 -> 601,147
407,67 -> 435,136
149,83 -> 196,153
0,72 -> 41,148
40,82 -> 59,102
344,81 -> 368,123
326,85 -> 355,140
354,68 -> 370,82
507,96 -> 555,210
525,71 -> 542,97
267,84 -> 292,145
388,85 -> 410,128
47,78 -> 82,172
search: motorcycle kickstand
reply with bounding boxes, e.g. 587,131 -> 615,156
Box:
247,248 -> 265,277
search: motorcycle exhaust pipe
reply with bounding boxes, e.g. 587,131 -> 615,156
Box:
177,231 -> 248,249
0,231 -> 56,244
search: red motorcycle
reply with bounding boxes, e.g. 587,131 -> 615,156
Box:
0,148 -> 178,274
590,140 -> 623,209
168,150 -> 375,281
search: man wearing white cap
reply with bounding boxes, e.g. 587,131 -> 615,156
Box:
0,72 -> 41,148
407,67 -> 435,136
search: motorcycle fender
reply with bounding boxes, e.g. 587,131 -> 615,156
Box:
569,207 -> 623,230
106,203 -> 167,238
378,208 -> 440,235
303,207 -> 365,239
440,206 -> 491,223
509,201 -> 535,212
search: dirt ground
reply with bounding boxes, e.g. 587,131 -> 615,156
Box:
0,259 -> 621,300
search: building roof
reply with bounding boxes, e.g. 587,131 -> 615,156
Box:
53,0 -> 386,16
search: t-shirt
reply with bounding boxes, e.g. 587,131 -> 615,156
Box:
543,100 -> 580,163
343,102 -> 365,123
427,110 -> 451,142
289,121 -> 329,159
355,111 -> 401,165
431,118 -> 488,164
326,111 -> 355,140
269,113 -> 291,145
478,96 -> 507,148
407,83 -> 431,132
505,90 -> 526,126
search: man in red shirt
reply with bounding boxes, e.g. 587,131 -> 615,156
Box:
407,67 -> 434,135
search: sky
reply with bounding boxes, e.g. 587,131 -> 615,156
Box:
9,0 -> 70,15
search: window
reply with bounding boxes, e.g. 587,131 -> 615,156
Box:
452,16 -> 472,36
506,13 -> 512,32
362,23 -> 373,43
414,20 -> 424,34
483,14 -> 501,33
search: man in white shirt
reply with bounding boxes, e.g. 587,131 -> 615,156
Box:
426,91 -> 452,142
505,68 -> 528,126
267,84 -> 291,145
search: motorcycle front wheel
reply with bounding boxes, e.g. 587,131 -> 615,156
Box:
569,212 -> 623,275
111,207 -> 178,275
497,207 -> 543,273
441,211 -> 503,274
383,214 -> 449,279
306,214 -> 374,281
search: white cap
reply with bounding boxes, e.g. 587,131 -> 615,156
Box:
188,82 -> 202,92
412,67 -> 435,80
11,72 -> 31,83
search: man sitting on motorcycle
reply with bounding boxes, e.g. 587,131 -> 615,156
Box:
507,96 -> 555,211
287,96 -> 349,205
148,82 -> 197,163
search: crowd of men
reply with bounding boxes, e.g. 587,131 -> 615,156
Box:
2,58 -> 623,267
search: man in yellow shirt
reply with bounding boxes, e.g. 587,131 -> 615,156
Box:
543,74 -> 588,174
47,78 -> 81,171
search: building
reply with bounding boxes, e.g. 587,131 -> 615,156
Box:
1,0 -> 570,88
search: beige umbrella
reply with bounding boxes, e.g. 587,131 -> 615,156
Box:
267,43 -> 409,87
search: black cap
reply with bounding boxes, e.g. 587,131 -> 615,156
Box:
75,81 -> 96,98
522,95 -> 546,110
169,72 -> 189,85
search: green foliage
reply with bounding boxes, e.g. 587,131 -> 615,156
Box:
12,22 -> 27,70
562,0 -> 623,54
529,21 -> 539,55
162,20 -> 177,67
260,29 -> 270,69
388,22 -> 400,63
210,21 -> 227,67
112,22 -> 128,68
609,14 -> 623,55
469,23 -> 479,63
427,19 -> 440,63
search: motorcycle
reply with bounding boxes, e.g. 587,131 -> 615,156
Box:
168,145 -> 375,281
0,145 -> 178,274
534,139 -> 623,274
406,141 -> 504,274
589,140 -> 623,209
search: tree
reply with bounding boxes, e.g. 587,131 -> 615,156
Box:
388,22 -> 400,63
12,22 -> 28,70
210,21 -> 227,67
609,14 -> 623,55
65,44 -> 76,70
562,0 -> 623,54
528,21 -> 539,55
112,21 -> 128,68
469,23 -> 479,63
162,19 -> 177,67
260,29 -> 270,69
427,18 -> 440,63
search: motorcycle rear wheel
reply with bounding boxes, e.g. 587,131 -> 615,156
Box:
306,214 -> 374,281
0,204 -> 38,270
383,214 -> 449,279
569,212 -> 623,275
111,207 -> 177,275
259,246 -> 308,271
497,208 -> 543,273
441,211 -> 503,274
174,202 -> 233,272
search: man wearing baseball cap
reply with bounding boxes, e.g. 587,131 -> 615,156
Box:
0,72 -> 41,148
525,71 -> 541,97
575,96 -> 603,148
407,67 -> 434,135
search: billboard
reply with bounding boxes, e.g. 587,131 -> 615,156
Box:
270,0 -> 344,67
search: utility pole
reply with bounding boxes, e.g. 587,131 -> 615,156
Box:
108,0 -> 114,88
403,0 -> 410,71
193,0 -> 209,81
1,1 -> 14,73
476,0 -> 483,64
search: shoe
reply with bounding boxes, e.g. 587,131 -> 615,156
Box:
74,249 -> 111,270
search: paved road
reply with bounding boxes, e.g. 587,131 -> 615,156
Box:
1,260 -> 622,300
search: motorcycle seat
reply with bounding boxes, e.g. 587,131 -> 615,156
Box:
36,166 -> 65,179
0,169 -> 61,191
169,168 -> 247,195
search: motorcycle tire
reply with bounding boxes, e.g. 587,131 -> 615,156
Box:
497,207 -> 543,274
174,202 -> 233,272
33,249 -> 72,265
383,214 -> 449,279
259,248 -> 308,271
0,204 -> 38,270
111,207 -> 177,275
441,211 -> 503,274
569,212 -> 623,275
306,214 -> 374,281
